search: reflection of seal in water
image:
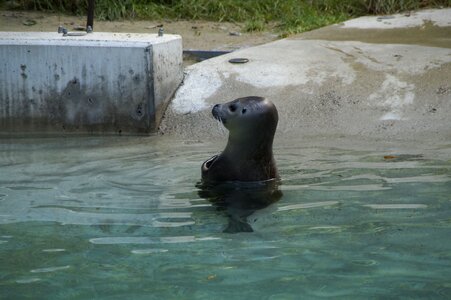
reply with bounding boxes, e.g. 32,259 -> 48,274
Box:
198,180 -> 282,233
201,96 -> 278,182
198,96 -> 281,233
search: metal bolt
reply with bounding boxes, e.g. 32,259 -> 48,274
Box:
158,28 -> 164,37
86,26 -> 93,33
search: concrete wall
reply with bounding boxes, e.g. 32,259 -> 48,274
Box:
0,32 -> 183,135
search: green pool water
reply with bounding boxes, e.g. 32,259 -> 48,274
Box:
0,136 -> 450,299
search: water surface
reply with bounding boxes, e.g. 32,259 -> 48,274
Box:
0,136 -> 450,299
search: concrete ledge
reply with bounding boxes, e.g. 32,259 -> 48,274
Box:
160,9 -> 451,142
0,32 -> 183,135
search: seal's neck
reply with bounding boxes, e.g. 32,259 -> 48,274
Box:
224,133 -> 274,161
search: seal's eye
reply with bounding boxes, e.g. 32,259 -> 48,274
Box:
229,104 -> 237,112
242,108 -> 247,114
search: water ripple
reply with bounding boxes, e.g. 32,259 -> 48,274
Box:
89,235 -> 220,245
30,265 -> 71,273
131,249 -> 169,254
307,184 -> 391,191
42,249 -> 66,253
277,201 -> 339,211
364,204 -> 428,209
16,278 -> 41,284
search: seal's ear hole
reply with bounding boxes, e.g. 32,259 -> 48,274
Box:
242,108 -> 247,114
229,104 -> 237,112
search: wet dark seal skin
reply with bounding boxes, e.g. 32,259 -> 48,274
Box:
201,96 -> 279,182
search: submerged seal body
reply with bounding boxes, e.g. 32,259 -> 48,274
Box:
201,96 -> 278,182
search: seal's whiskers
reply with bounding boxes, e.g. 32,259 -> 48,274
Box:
216,117 -> 227,136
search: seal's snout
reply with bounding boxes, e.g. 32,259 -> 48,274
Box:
212,104 -> 221,120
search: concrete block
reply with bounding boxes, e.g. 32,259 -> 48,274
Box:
0,32 -> 183,135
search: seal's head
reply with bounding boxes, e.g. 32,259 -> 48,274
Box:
202,96 -> 279,182
211,96 -> 278,141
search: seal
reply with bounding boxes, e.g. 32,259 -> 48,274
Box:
201,96 -> 278,182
